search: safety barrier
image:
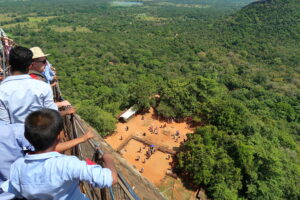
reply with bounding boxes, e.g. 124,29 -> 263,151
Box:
63,113 -> 141,200
52,72 -> 141,200
0,28 -> 14,78
62,112 -> 166,200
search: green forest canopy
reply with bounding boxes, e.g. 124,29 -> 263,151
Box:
0,0 -> 299,199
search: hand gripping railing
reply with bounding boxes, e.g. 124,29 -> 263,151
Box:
0,28 -> 7,79
63,112 -> 141,200
0,28 -> 15,78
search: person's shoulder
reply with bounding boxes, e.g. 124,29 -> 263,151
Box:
28,77 -> 51,89
56,155 -> 81,163
52,155 -> 86,173
1,75 -> 47,87
15,155 -> 26,163
0,77 -> 12,91
11,123 -> 25,134
27,77 -> 47,84
11,156 -> 26,169
0,123 -> 24,136
49,154 -> 79,165
9,156 -> 26,183
54,155 -> 101,171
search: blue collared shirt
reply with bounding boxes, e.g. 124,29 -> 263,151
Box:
0,124 -> 33,186
0,74 -> 58,123
6,152 -> 113,200
42,61 -> 56,84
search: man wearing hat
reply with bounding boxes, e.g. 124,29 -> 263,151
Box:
29,47 -> 49,83
0,46 -> 58,124
0,46 -> 74,124
30,47 -> 72,109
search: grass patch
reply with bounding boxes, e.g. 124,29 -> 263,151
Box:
0,14 -> 13,22
1,15 -> 55,30
2,22 -> 32,28
136,13 -> 167,22
1,15 -> 59,33
51,25 -> 92,33
159,176 -> 176,199
110,1 -> 143,7
1,21 -> 41,33
159,176 -> 197,200
157,2 -> 211,9
28,16 -> 56,22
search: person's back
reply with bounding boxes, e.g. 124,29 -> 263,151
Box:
0,75 -> 57,123
0,123 -> 32,200
3,109 -> 118,200
0,124 -> 33,186
9,152 -> 112,200
0,46 -> 57,124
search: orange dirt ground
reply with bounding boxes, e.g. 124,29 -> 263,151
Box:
105,108 -> 194,186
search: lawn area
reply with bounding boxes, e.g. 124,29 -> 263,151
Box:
159,176 -> 198,200
51,25 -> 92,33
28,16 -> 57,22
135,13 -> 167,22
1,16 -> 55,30
0,14 -> 13,22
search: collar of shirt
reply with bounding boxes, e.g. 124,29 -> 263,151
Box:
25,151 -> 62,161
1,75 -> 32,84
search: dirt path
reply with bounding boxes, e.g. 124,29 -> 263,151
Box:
105,108 -> 194,186
120,139 -> 173,185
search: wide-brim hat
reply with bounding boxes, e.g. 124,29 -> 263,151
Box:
30,47 -> 50,59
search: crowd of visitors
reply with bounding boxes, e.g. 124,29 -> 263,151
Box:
0,46 -> 117,200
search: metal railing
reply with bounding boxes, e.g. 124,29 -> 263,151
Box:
0,28 -> 8,79
63,113 -> 141,200
0,28 -> 14,78
50,56 -> 140,200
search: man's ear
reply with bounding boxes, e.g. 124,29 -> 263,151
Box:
57,130 -> 65,140
28,63 -> 33,70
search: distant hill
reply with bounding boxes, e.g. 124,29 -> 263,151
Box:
218,0 -> 300,65
234,0 -> 299,39
178,1 -> 300,199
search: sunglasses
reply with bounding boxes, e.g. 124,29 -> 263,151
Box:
35,60 -> 47,64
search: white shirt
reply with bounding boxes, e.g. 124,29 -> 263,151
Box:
5,152 -> 113,200
0,74 -> 58,123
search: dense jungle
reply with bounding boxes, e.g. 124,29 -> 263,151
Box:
0,0 -> 299,199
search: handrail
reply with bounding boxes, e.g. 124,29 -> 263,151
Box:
118,173 -> 141,200
0,28 -> 15,78
0,28 -> 7,79
66,113 -> 141,200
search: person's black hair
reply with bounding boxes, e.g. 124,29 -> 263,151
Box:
9,46 -> 33,73
25,109 -> 63,151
